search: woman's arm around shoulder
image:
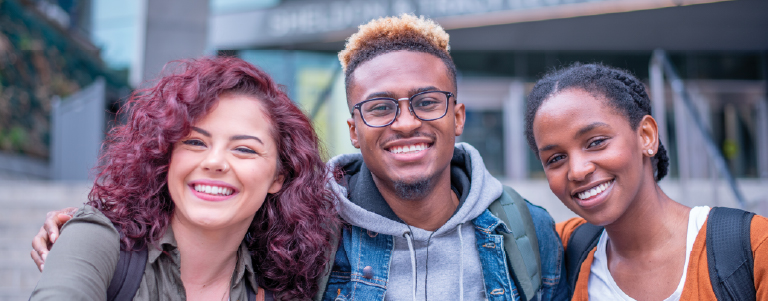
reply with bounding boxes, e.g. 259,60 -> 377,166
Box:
30,205 -> 121,300
555,217 -> 588,249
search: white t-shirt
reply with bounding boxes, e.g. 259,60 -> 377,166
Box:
587,206 -> 711,301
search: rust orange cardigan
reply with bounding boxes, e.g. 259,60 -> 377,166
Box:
556,215 -> 768,300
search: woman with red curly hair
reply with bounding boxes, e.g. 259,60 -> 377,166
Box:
30,57 -> 338,301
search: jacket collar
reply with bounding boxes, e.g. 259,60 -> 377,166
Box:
147,225 -> 260,291
472,209 -> 509,234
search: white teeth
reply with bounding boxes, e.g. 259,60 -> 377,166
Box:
577,180 -> 612,200
389,143 -> 428,154
193,184 -> 234,196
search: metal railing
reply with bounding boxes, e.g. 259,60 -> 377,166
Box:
649,49 -> 747,209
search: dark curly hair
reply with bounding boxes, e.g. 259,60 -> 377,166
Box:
87,56 -> 339,299
524,63 -> 670,182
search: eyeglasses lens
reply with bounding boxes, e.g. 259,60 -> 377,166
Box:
360,92 -> 448,127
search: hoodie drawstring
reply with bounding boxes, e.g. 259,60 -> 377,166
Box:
457,223 -> 464,301
403,231 -> 417,301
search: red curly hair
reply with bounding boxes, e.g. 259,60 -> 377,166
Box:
87,56 -> 339,299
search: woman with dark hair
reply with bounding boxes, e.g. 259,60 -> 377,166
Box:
30,57 -> 338,300
524,63 -> 768,300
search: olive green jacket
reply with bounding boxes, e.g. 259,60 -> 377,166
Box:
30,205 -> 261,301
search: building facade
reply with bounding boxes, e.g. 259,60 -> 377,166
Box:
210,0 -> 768,181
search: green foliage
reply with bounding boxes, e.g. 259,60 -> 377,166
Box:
0,126 -> 27,153
0,0 -> 128,158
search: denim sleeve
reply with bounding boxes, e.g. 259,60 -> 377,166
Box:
526,201 -> 569,301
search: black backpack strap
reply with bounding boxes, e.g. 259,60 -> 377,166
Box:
247,283 -> 256,301
106,247 -> 148,301
565,223 -> 603,296
706,207 -> 756,301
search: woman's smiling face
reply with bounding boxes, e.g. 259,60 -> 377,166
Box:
532,88 -> 649,226
167,93 -> 284,231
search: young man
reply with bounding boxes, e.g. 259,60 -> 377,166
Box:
321,15 -> 566,301
31,14 -> 567,301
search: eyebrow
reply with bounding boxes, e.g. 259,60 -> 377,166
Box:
575,122 -> 610,138
537,122 -> 611,153
363,86 -> 441,100
409,86 -> 440,96
191,127 -> 264,145
538,144 -> 557,153
231,135 -> 264,145
191,127 -> 210,137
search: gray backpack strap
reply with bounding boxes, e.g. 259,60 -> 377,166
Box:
314,227 -> 340,301
706,207 -> 756,301
487,185 -> 541,301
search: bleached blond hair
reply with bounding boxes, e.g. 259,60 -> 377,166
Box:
339,14 -> 457,94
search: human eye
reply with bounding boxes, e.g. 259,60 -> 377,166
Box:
364,100 -> 396,116
587,137 -> 608,149
235,147 -> 257,154
546,154 -> 566,166
413,96 -> 441,110
370,103 -> 393,111
182,139 -> 206,147
414,99 -> 439,108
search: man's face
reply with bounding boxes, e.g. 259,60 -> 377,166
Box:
347,51 -> 466,198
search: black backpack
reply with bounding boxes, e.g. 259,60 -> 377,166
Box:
564,207 -> 756,301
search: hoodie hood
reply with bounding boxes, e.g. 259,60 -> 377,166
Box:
327,142 -> 503,239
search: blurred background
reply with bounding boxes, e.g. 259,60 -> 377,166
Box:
1,0 -> 766,299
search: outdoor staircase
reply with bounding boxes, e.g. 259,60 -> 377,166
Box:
0,181 -> 90,300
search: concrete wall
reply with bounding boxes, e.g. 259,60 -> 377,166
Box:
50,78 -> 106,181
133,0 -> 209,86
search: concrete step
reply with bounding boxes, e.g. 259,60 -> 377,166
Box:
0,181 -> 91,300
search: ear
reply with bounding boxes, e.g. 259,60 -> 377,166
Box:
638,115 -> 659,156
453,102 -> 466,136
347,117 -> 360,149
268,173 -> 285,194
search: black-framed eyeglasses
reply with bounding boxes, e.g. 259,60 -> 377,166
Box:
351,91 -> 454,128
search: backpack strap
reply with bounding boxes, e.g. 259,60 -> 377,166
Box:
706,206 -> 756,301
313,225 -> 340,301
565,222 -> 603,296
487,185 -> 541,301
106,246 -> 148,301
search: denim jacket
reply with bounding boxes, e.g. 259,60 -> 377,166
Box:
323,202 -> 567,301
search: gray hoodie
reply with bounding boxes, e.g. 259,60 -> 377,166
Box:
327,142 -> 503,301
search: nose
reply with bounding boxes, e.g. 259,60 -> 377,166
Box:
201,149 -> 230,173
389,100 -> 422,133
567,154 -> 595,182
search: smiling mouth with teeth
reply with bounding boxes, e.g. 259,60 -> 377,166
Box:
193,184 -> 234,196
388,143 -> 429,154
575,180 -> 613,200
